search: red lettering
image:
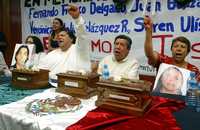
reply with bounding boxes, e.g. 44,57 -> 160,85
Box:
102,41 -> 112,53
152,34 -> 173,55
91,39 -> 112,53
191,42 -> 200,59
91,39 -> 101,52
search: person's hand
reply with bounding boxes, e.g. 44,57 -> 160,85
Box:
144,16 -> 153,31
68,4 -> 80,19
91,61 -> 99,73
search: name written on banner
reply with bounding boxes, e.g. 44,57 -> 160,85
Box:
21,0 -> 200,74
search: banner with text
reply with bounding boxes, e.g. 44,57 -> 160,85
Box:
21,0 -> 200,75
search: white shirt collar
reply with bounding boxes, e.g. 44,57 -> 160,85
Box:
112,54 -> 129,63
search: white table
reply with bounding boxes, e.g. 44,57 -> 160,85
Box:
0,88 -> 97,130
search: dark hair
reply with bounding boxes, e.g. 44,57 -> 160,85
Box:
51,18 -> 65,38
171,36 -> 191,53
0,32 -> 7,55
15,45 -> 29,63
114,35 -> 132,50
60,28 -> 76,44
25,35 -> 44,53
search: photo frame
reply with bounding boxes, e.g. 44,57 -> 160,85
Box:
10,44 -> 35,69
153,63 -> 191,95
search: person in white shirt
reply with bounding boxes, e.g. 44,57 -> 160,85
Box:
38,5 -> 90,86
97,35 -> 139,80
0,51 -> 11,77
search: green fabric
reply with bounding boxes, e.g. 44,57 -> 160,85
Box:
0,83 -> 46,105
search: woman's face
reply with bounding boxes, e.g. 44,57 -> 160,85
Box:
16,47 -> 28,66
161,67 -> 183,94
171,41 -> 188,63
52,19 -> 62,31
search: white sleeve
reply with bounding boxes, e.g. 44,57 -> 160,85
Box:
0,52 -> 8,70
38,54 -> 50,70
128,59 -> 140,80
74,16 -> 88,50
0,52 -> 11,76
74,16 -> 91,71
74,16 -> 87,37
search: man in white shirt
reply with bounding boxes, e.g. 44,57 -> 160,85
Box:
97,35 -> 139,80
38,5 -> 90,85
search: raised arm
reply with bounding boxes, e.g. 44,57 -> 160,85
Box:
68,4 -> 90,71
68,5 -> 86,36
144,16 -> 159,66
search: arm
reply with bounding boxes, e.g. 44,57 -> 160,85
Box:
68,5 -> 90,71
47,35 -> 53,52
91,60 -> 99,73
68,4 -> 87,38
144,16 -> 159,66
97,59 -> 104,75
0,52 -> 11,76
128,60 -> 139,80
0,52 -> 7,70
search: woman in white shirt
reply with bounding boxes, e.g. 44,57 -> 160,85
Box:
25,35 -> 46,67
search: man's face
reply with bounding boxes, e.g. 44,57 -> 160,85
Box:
16,48 -> 28,65
113,38 -> 129,62
58,31 -> 72,51
171,41 -> 188,63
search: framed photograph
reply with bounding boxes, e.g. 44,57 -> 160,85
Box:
153,63 -> 191,95
10,44 -> 35,69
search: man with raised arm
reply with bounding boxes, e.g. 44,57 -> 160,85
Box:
38,5 -> 90,86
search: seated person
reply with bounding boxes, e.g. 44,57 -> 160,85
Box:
0,51 -> 11,77
97,34 -> 139,80
38,5 -> 90,85
144,16 -> 200,81
25,35 -> 46,67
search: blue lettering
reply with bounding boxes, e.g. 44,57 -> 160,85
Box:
168,0 -> 176,10
86,19 -> 129,35
61,4 -> 68,16
131,0 -> 161,12
134,17 -> 174,32
79,6 -> 86,14
121,19 -> 128,32
168,0 -> 200,10
152,22 -> 174,33
30,21 -> 51,34
29,8 -> 34,19
61,4 -> 86,16
29,7 -> 59,19
181,16 -> 200,32
134,17 -> 144,32
130,0 -> 143,12
90,2 -> 126,16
